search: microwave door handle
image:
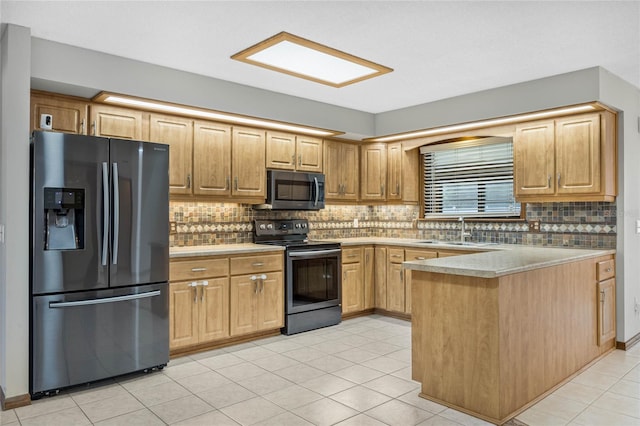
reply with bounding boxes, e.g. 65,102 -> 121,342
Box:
313,177 -> 319,206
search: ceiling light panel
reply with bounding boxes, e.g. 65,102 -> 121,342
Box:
232,32 -> 392,88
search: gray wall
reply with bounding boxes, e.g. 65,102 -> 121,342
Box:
1,27 -> 639,400
0,23 -> 31,401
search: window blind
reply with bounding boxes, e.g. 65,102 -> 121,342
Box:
420,137 -> 521,218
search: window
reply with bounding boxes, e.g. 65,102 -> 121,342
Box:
421,137 -> 521,218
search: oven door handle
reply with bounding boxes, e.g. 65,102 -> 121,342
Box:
288,249 -> 342,258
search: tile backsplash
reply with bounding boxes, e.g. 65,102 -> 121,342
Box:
169,201 -> 616,249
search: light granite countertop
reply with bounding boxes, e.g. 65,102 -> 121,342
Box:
170,243 -> 284,258
324,237 -> 503,252
402,246 -> 615,278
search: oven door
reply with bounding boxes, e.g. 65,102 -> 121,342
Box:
286,248 -> 341,314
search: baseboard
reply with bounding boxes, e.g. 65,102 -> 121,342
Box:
0,386 -> 31,411
616,330 -> 640,350
372,308 -> 411,322
169,329 -> 281,358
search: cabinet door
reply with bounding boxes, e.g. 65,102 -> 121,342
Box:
232,126 -> 266,198
387,143 -> 403,200
150,114 -> 193,195
363,247 -> 375,309
342,262 -> 363,314
169,281 -> 199,349
199,277 -> 230,342
90,104 -> 145,140
374,247 -> 387,309
404,249 -> 437,314
597,278 -> 616,346
323,140 -> 342,199
230,275 -> 258,336
361,143 -> 387,201
514,121 -> 556,197
266,131 -> 296,170
193,121 -> 232,196
555,114 -> 601,195
31,92 -> 88,134
297,136 -> 323,172
257,272 -> 284,331
342,143 -> 360,200
386,262 -> 405,313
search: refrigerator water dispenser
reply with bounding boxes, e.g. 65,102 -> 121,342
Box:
43,187 -> 84,250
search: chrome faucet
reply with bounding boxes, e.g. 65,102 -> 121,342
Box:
459,217 -> 471,243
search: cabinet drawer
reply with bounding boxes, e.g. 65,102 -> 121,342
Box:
170,258 -> 228,281
230,254 -> 283,275
342,247 -> 362,264
388,248 -> 405,263
597,259 -> 615,281
405,249 -> 437,261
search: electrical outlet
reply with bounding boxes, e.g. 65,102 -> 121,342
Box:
529,220 -> 540,233
353,218 -> 359,228
562,236 -> 570,246
169,221 -> 177,234
635,297 -> 640,315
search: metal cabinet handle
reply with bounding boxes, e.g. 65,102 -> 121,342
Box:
416,256 -> 426,260
347,254 -> 358,258
80,119 -> 85,134
200,280 -> 208,302
298,154 -> 302,167
381,184 -> 385,196
260,274 -> 267,293
557,173 -> 561,186
547,175 -> 551,188
189,282 -> 198,303
91,120 -> 96,135
600,289 -> 605,303
391,254 -> 402,258
191,267 -> 207,272
186,174 -> 191,189
251,275 -> 258,293
292,154 -> 296,165
252,262 -> 264,267
225,176 -> 230,190
234,176 -> 239,191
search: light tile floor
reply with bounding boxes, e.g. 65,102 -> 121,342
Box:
2,315 -> 640,425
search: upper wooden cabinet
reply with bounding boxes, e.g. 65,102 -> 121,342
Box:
361,143 -> 387,201
514,111 -> 617,202
150,114 -> 194,195
324,140 -> 359,201
193,121 -> 232,196
232,126 -> 266,199
90,104 -> 147,140
266,132 -> 323,172
360,142 -> 417,203
31,92 -> 88,134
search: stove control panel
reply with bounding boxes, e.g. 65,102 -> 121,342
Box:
254,219 -> 309,237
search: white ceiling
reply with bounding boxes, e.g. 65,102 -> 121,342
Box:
2,1 -> 639,114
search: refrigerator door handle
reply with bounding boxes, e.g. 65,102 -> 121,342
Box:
112,162 -> 120,265
49,290 -> 162,308
101,162 -> 109,266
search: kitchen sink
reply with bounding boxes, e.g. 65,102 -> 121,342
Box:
416,240 -> 496,247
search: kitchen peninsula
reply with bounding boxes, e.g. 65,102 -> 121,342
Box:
404,247 -> 616,425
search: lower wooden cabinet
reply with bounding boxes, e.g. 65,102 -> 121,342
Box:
170,251 -> 283,351
386,249 -> 406,313
169,257 -> 229,349
229,253 -> 284,337
596,258 -> 616,346
341,246 -> 375,315
230,272 -> 284,336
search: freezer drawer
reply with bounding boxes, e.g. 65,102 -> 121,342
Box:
30,283 -> 169,396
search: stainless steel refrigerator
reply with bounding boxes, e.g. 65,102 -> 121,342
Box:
30,131 -> 170,397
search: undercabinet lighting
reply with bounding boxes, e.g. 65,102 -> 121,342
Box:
366,104 -> 598,143
93,93 -> 340,137
232,32 -> 393,88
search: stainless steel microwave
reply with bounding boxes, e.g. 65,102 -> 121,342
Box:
254,170 -> 325,210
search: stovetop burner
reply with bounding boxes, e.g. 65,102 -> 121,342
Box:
253,219 -> 340,250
